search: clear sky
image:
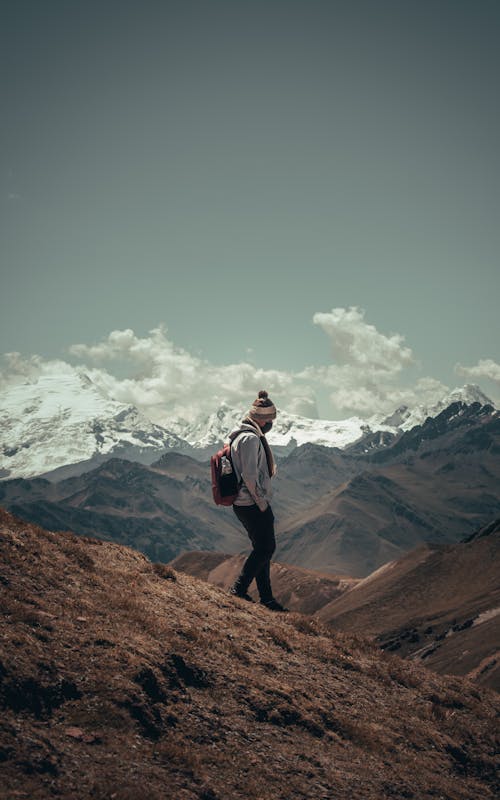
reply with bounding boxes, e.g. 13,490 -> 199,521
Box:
1,0 -> 499,420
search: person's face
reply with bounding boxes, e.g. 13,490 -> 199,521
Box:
259,420 -> 273,434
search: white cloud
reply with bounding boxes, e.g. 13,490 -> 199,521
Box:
0,352 -> 76,390
297,307 -> 436,415
1,310 -> 472,424
455,358 -> 500,385
312,307 -> 414,372
68,325 -> 318,424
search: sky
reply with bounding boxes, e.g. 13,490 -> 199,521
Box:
1,0 -> 499,421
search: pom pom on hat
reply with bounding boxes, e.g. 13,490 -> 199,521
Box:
248,389 -> 277,422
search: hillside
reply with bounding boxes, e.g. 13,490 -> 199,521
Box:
1,509 -> 499,800
170,552 -> 358,615
316,520 -> 500,690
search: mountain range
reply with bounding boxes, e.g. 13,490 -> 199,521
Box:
274,399 -> 499,575
0,454 -> 242,565
1,392 -> 498,577
0,367 -> 493,480
2,371 -> 498,798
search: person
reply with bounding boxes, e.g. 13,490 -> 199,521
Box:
228,390 -> 287,612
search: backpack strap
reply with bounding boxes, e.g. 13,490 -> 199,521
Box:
228,427 -> 260,490
228,427 -> 258,445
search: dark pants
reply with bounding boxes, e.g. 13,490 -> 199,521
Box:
232,504 -> 276,603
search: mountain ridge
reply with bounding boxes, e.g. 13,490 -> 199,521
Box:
1,399 -> 498,577
1,369 -> 495,480
0,456 -> 242,564
275,401 -> 500,575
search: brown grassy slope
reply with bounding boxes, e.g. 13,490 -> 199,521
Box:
316,523 -> 500,690
0,509 -> 499,800
170,551 -> 358,615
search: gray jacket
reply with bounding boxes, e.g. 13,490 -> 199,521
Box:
230,423 -> 273,512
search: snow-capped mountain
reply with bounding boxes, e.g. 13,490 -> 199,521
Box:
0,369 -> 495,481
180,385 -> 495,452
373,384 -> 494,432
179,403 -> 389,452
0,371 -> 189,480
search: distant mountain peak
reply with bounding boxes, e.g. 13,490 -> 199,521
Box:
0,368 -> 190,480
383,384 -> 495,433
443,383 -> 493,407
1,366 -> 496,481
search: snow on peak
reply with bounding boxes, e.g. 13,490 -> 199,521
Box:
0,369 -> 188,480
180,403 -> 386,451
390,384 -> 495,432
186,384 -> 496,451
1,367 -> 495,481
443,384 -> 493,407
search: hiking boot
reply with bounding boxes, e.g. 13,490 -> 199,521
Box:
229,586 -> 254,602
260,598 -> 288,613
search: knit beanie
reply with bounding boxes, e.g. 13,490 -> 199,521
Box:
248,390 -> 277,423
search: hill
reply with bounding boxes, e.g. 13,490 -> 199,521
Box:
0,508 -> 499,800
170,552 -> 358,615
316,520 -> 500,690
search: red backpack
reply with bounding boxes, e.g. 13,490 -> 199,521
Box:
210,429 -> 250,506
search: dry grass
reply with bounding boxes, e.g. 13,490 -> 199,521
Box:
0,508 -> 499,800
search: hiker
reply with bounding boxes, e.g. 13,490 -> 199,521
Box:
228,390 -> 287,612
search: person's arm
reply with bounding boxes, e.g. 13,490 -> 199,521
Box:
239,435 -> 268,511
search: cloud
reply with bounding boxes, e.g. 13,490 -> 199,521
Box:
1,310 -> 463,424
296,307 -> 436,415
0,352 -> 76,390
455,358 -> 500,385
312,307 -> 414,372
69,325 -> 318,424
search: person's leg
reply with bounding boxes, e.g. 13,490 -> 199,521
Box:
252,507 -> 275,603
232,505 -> 276,600
254,559 -> 273,604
